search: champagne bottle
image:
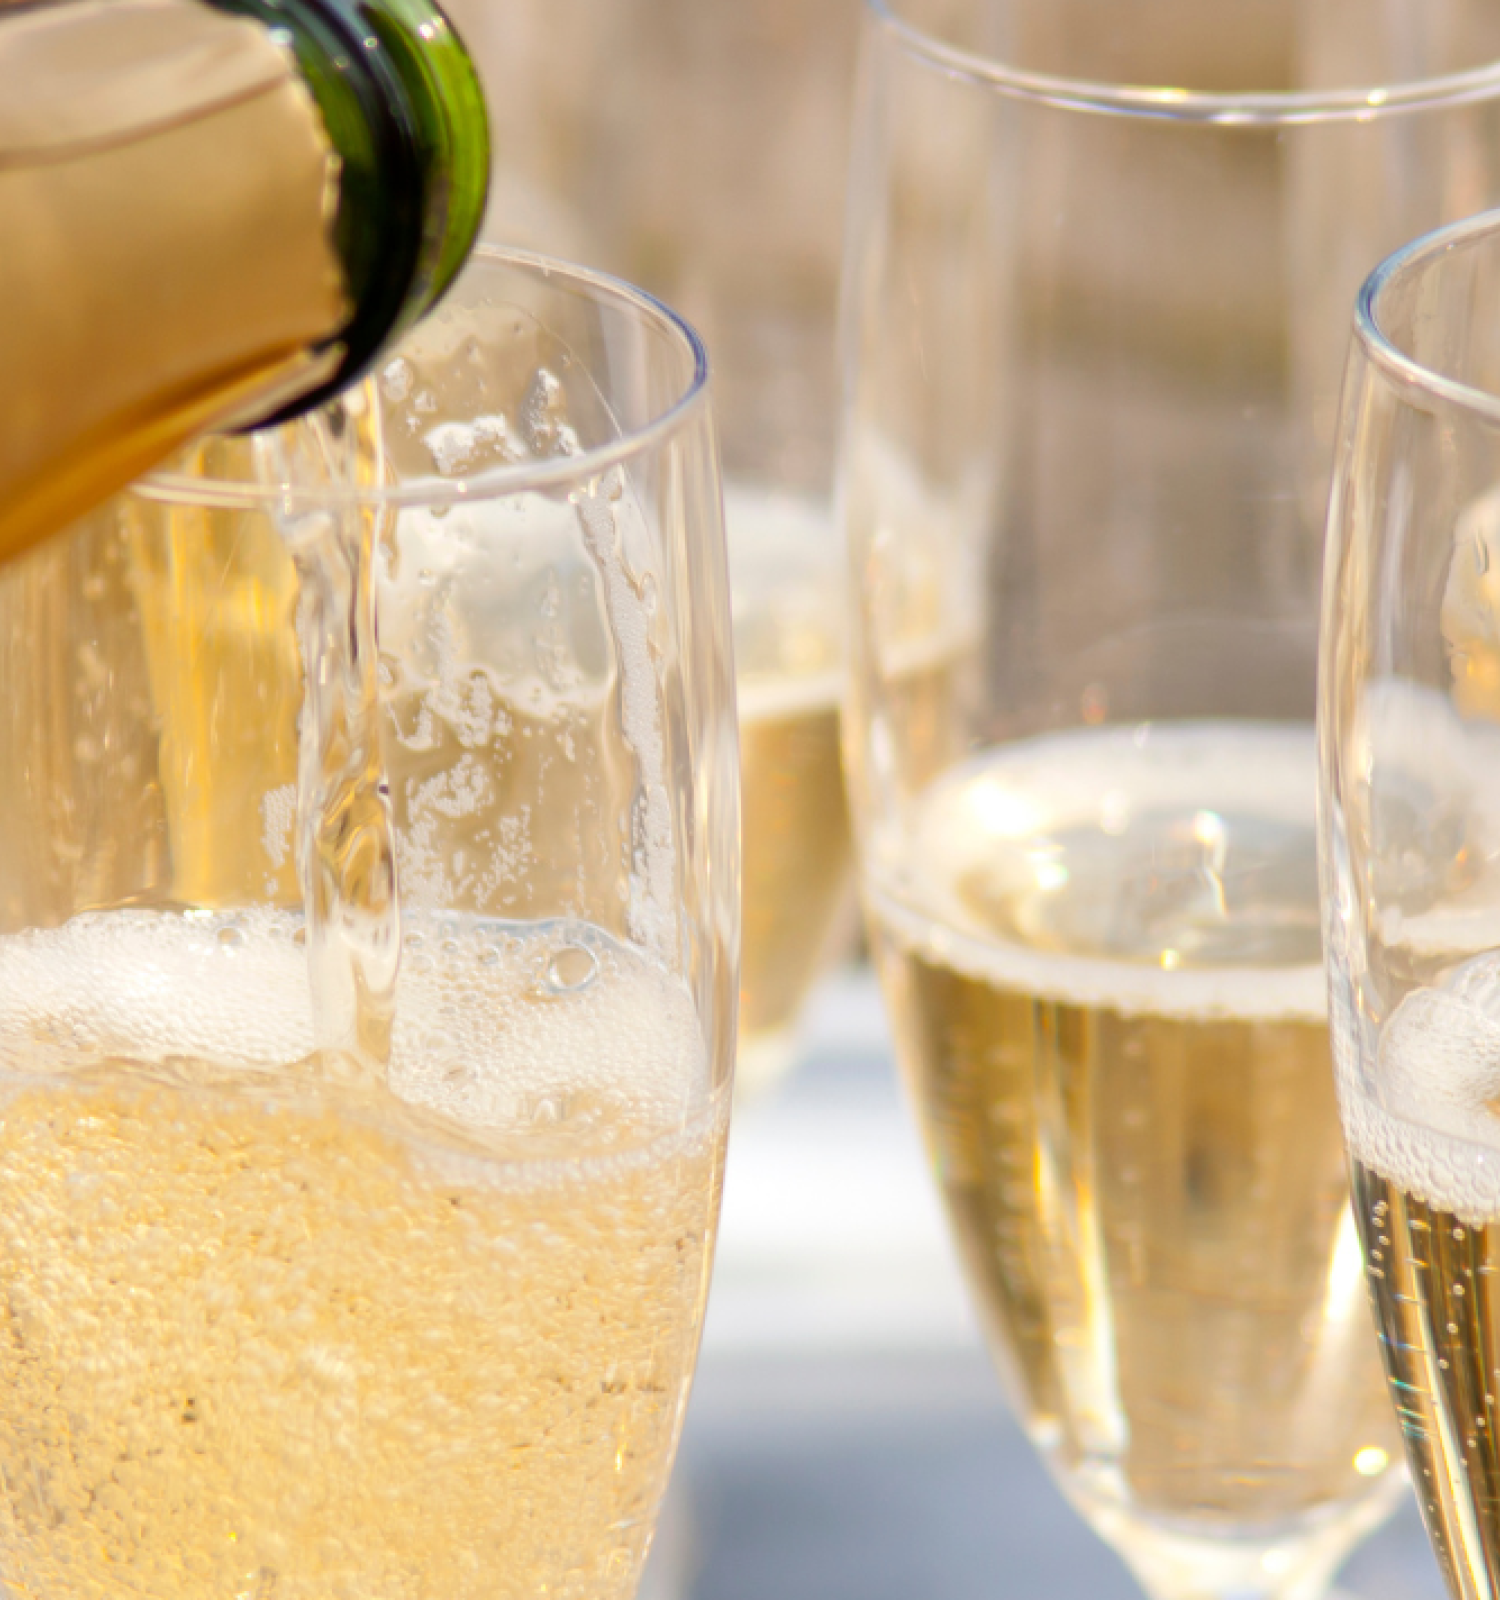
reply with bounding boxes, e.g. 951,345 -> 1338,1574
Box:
0,0 -> 489,560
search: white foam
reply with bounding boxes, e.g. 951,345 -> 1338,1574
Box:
1339,951 -> 1500,1221
0,910 -> 709,1142
866,721 -> 1327,1023
389,913 -> 704,1134
421,414 -> 524,477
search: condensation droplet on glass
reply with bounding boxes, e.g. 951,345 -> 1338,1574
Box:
544,944 -> 599,995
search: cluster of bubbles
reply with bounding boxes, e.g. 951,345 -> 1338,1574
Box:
379,356 -> 582,483
388,910 -> 703,1142
1346,950 -> 1500,1221
0,909 -> 706,1151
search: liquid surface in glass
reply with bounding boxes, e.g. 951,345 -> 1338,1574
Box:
865,722 -> 1399,1542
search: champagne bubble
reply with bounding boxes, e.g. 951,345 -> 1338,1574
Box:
544,945 -> 599,996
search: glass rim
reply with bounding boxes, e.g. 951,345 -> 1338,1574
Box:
1356,207 -> 1500,429
867,0 -> 1500,126
137,244 -> 713,511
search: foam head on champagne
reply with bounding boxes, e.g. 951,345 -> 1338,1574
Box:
1348,953 -> 1500,1223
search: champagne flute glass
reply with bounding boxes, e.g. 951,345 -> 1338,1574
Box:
451,0 -> 863,1098
0,246 -> 737,1600
1322,208 -> 1500,1600
841,5 -> 1500,1599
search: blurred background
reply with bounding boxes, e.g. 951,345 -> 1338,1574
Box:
432,0 -> 1458,1593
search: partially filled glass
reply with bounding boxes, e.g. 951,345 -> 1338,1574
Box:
0,248 -> 737,1600
1322,208 -> 1500,1600
841,5 -> 1500,1598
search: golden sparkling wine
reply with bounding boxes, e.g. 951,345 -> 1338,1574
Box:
0,346 -> 722,1594
865,722 -> 1399,1550
1342,951 -> 1500,1600
0,910 -> 725,1600
727,486 -> 851,1096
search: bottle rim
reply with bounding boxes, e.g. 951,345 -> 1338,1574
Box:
868,0 -> 1500,126
138,247 -> 713,511
239,0 -> 491,428
1353,207 -> 1500,429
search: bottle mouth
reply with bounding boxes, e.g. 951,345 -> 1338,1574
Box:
366,0 -> 489,313
210,0 -> 490,426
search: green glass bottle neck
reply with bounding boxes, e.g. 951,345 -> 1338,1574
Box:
201,0 -> 489,422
